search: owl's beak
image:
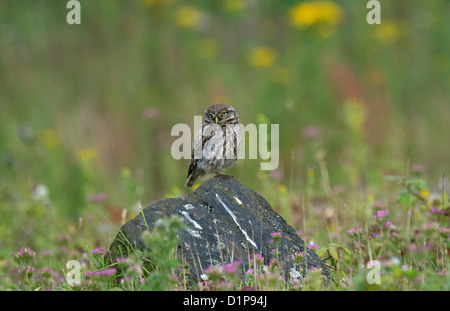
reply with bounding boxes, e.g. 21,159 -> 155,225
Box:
215,117 -> 219,124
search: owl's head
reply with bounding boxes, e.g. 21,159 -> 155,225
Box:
204,103 -> 239,125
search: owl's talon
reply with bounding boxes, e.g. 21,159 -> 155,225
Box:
215,174 -> 234,179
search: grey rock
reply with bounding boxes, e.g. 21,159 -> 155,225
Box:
107,176 -> 331,284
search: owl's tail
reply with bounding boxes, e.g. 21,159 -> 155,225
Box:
185,159 -> 199,188
185,172 -> 199,188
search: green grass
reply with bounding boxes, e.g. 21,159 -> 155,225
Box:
0,0 -> 449,291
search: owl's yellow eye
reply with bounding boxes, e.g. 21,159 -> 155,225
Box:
209,113 -> 214,118
221,112 -> 228,116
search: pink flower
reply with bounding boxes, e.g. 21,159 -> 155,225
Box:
222,260 -> 241,274
302,126 -> 321,139
91,247 -> 105,255
374,209 -> 389,219
87,192 -> 106,203
142,107 -> 160,120
271,170 -> 283,180
85,268 -> 116,277
252,254 -> 264,264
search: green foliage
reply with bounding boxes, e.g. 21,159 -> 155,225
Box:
141,215 -> 186,290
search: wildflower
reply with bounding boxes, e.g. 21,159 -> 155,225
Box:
200,273 -> 209,281
17,265 -> 34,279
294,251 -> 305,263
278,184 -> 288,193
302,126 -> 321,139
35,268 -> 59,289
56,234 -> 71,244
116,257 -> 128,264
85,268 -> 117,277
253,253 -> 264,264
204,265 -> 223,283
70,279 -> 98,291
77,147 -> 97,162
87,192 -> 107,203
246,268 -> 254,276
139,278 -> 146,285
248,46 -> 277,68
40,129 -> 60,148
12,247 -> 36,265
411,164 -> 426,174
420,189 -> 431,198
32,185 -> 50,203
121,167 -> 131,177
90,247 -> 105,255
222,260 -> 241,275
437,227 -> 450,234
142,107 -> 160,120
347,228 -> 363,235
288,1 -> 343,28
37,268 -> 58,279
271,170 -> 283,180
430,207 -> 444,215
307,240 -> 319,250
373,21 -> 401,44
268,258 -> 280,270
402,264 -> 412,271
373,209 -> 389,219
223,0 -> 245,12
290,268 -> 302,279
175,6 -> 201,28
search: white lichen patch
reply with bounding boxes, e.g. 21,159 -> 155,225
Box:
216,194 -> 257,249
184,204 -> 195,210
233,196 -> 243,205
180,211 -> 202,229
187,229 -> 201,238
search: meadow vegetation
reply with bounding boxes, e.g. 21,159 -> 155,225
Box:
0,0 -> 449,290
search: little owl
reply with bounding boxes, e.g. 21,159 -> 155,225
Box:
185,103 -> 241,188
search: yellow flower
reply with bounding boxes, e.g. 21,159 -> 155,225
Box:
40,129 -> 60,148
278,184 -> 288,193
374,21 -> 401,44
307,168 -> 315,177
420,189 -> 430,198
344,99 -> 367,133
288,1 -> 343,28
248,46 -> 277,68
223,0 -> 245,12
256,113 -> 270,125
121,167 -> 131,177
175,6 -> 201,28
77,147 -> 97,162
198,39 -> 219,59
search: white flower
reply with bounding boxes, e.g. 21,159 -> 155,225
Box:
32,184 -> 50,203
200,273 -> 209,281
290,268 -> 301,279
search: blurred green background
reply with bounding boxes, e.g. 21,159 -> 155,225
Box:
0,0 -> 449,248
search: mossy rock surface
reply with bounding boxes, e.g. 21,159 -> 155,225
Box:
107,176 -> 331,283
